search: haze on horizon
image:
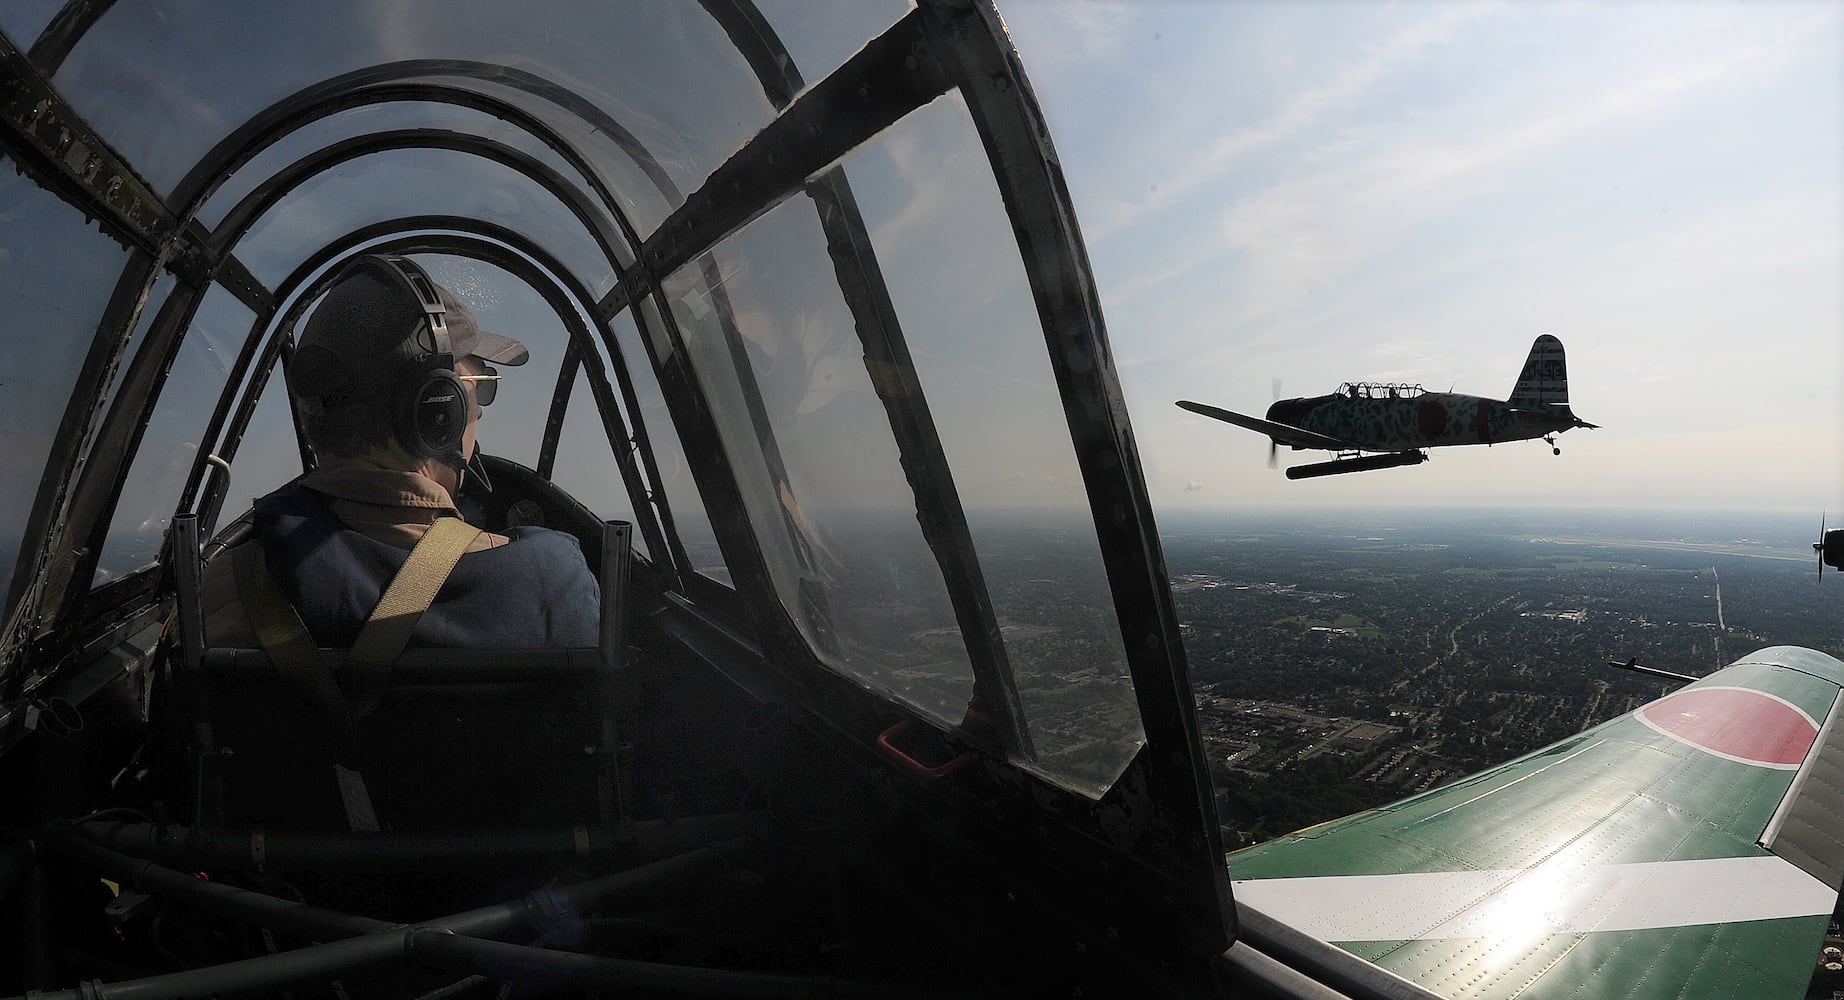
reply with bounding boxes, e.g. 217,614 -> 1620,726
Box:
1001,0 -> 1843,518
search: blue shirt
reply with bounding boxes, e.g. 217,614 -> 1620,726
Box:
254,481 -> 600,649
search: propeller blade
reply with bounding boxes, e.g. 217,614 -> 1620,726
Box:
1269,380 -> 1283,469
1818,513 -> 1828,580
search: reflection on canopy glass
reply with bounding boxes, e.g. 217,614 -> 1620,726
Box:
195,101 -> 616,250
54,1 -> 775,234
0,166 -> 131,610
749,0 -> 912,94
215,369 -> 302,539
666,193 -> 982,731
0,1 -> 62,50
237,150 -> 619,299
612,307 -> 727,586
96,285 -> 253,583
551,367 -> 649,560
841,93 -> 1145,794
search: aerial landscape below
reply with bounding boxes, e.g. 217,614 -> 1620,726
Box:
1153,506 -> 1841,848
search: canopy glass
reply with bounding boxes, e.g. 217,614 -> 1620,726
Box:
0,0 -> 1191,807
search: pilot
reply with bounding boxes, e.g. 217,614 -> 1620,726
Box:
201,254 -> 599,653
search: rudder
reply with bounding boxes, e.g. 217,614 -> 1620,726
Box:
1509,334 -> 1570,407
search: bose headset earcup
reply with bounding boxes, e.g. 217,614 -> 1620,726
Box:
401,367 -> 469,459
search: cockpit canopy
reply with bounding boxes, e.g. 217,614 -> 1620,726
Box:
1334,383 -> 1425,400
0,0 -> 1222,836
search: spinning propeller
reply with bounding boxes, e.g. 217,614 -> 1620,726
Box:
1268,377 -> 1282,469
1815,513 -> 1844,580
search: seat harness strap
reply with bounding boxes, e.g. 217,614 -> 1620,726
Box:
346,516 -> 482,718
228,517 -> 480,831
233,538 -> 378,829
232,538 -> 345,722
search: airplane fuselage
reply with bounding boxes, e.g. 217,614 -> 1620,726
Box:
1266,390 -> 1580,453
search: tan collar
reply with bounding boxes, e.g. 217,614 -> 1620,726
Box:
302,460 -> 459,513
299,459 -> 505,551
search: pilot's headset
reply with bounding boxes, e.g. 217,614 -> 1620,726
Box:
366,254 -> 470,470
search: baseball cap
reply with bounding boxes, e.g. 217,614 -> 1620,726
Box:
289,256 -> 528,410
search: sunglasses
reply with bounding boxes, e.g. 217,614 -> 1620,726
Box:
458,364 -> 499,406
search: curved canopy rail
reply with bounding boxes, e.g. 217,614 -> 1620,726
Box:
0,0 -> 1233,965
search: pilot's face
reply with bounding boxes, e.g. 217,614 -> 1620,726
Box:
457,356 -> 487,455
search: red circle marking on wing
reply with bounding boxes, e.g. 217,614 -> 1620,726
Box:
1636,686 -> 1819,768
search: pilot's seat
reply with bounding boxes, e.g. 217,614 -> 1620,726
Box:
163,510 -> 633,836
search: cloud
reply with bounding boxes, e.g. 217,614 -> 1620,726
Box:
866,103 -> 957,251
1012,3 -> 1842,516
1117,2 -> 1833,363
864,93 -> 1021,313
1090,3 -> 1502,241
999,1 -> 1136,79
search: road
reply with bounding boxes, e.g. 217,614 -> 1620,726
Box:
1711,566 -> 1725,668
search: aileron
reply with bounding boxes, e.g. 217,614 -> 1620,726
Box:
1761,688 -> 1844,892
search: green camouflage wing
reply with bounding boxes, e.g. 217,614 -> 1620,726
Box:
1229,646 -> 1844,1000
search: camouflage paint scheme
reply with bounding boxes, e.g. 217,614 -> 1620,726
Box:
1266,389 -> 1583,453
1228,646 -> 1844,1000
1177,335 -> 1597,460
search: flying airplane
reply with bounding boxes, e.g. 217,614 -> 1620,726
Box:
0,2 -> 1835,999
1176,335 -> 1600,479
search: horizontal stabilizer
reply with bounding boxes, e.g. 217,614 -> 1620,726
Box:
1506,406 -> 1599,429
1175,400 -> 1357,451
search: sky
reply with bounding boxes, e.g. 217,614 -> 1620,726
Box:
39,0 -> 1833,566
997,0 -> 1843,515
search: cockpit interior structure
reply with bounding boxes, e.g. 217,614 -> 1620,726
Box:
0,2 -> 1304,996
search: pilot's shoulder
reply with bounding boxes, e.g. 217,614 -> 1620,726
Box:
498,524 -> 596,567
496,527 -> 601,630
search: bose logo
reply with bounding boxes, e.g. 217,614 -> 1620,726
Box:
422,393 -> 458,404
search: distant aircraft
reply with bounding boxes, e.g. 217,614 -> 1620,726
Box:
1177,335 -> 1599,479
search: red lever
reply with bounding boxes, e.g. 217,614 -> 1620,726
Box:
876,719 -> 976,781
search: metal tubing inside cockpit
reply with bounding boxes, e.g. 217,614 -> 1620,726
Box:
404,928 -> 944,1000
16,836 -> 758,1000
70,815 -> 747,873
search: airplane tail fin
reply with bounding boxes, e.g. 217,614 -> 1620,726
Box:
1508,334 -> 1572,408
